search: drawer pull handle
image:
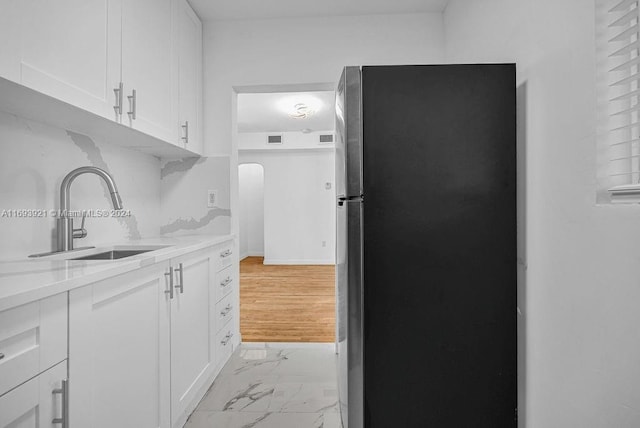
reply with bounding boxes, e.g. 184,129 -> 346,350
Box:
220,277 -> 232,287
52,379 -> 69,427
220,305 -> 232,316
221,332 -> 233,346
0,353 -> 4,360
220,249 -> 232,258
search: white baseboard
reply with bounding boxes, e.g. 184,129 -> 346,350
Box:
263,258 -> 335,265
240,251 -> 263,261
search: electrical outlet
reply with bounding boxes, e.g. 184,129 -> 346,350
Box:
322,241 -> 326,247
207,190 -> 218,208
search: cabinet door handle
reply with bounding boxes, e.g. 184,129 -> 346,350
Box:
127,89 -> 137,120
113,82 -> 123,117
52,379 -> 69,428
181,121 -> 189,144
220,277 -> 232,287
165,266 -> 174,299
174,263 -> 184,294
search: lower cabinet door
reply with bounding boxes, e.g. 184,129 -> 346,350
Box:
69,263 -> 171,428
0,360 -> 67,428
170,249 -> 215,428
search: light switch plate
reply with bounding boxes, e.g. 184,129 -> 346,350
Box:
207,190 -> 218,208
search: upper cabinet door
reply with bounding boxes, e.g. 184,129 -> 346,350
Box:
20,0 -> 122,121
0,0 -> 20,82
121,0 -> 174,142
174,0 -> 203,154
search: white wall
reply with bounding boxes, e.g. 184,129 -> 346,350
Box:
238,131 -> 335,151
0,112 -> 161,259
203,13 -> 445,155
203,12 -> 445,267
444,1 -> 640,427
240,147 -> 335,264
238,163 -> 264,259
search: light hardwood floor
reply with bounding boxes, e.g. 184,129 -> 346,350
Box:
239,257 -> 336,343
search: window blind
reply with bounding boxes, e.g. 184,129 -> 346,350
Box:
607,0 -> 640,198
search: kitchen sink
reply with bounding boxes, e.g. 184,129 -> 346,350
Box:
71,249 -> 156,260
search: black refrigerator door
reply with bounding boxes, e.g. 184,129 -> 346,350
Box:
362,65 -> 517,427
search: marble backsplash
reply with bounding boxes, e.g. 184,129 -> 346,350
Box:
0,111 -> 230,260
160,157 -> 231,237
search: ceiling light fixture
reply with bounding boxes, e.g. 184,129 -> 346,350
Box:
289,103 -> 315,119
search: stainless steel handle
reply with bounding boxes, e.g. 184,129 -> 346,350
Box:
174,263 -> 184,294
220,304 -> 232,316
220,277 -> 232,287
127,89 -> 137,120
181,121 -> 189,144
221,332 -> 233,346
113,82 -> 123,116
165,266 -> 174,299
52,379 -> 69,427
220,249 -> 232,258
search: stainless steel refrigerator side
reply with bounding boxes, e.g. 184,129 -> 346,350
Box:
335,66 -> 364,428
335,68 -> 348,428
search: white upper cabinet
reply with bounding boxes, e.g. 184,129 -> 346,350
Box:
20,0 -> 122,121
174,0 -> 203,154
121,0 -> 175,142
0,0 -> 21,82
0,0 -> 204,157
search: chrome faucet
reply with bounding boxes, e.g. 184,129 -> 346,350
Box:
56,166 -> 123,252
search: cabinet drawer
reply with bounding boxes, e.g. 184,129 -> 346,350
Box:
215,293 -> 234,332
215,265 -> 234,302
0,360 -> 67,427
216,244 -> 234,271
215,325 -> 234,367
0,293 -> 67,396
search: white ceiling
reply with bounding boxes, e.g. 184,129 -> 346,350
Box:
188,0 -> 449,21
237,91 -> 335,133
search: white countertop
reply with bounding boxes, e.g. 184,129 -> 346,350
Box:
0,234 -> 234,312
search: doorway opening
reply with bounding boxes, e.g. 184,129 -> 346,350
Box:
235,86 -> 337,343
238,163 -> 265,259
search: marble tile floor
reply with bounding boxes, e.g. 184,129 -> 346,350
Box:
185,343 -> 342,428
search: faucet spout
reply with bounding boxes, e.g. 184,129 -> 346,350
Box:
57,166 -> 123,252
60,166 -> 123,212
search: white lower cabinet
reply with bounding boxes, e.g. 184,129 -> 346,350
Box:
0,361 -> 68,428
0,293 -> 67,397
68,240 -> 238,428
69,262 -> 172,428
169,249 -> 216,428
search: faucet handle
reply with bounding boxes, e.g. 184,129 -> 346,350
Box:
72,213 -> 87,239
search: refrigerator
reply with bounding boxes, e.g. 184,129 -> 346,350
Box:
335,65 -> 517,428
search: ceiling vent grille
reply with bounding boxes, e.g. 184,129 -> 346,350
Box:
319,134 -> 334,144
267,135 -> 282,144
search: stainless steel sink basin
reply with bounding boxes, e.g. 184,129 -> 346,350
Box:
71,249 -> 154,260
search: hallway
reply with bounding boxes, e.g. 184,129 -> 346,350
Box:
240,257 -> 335,343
